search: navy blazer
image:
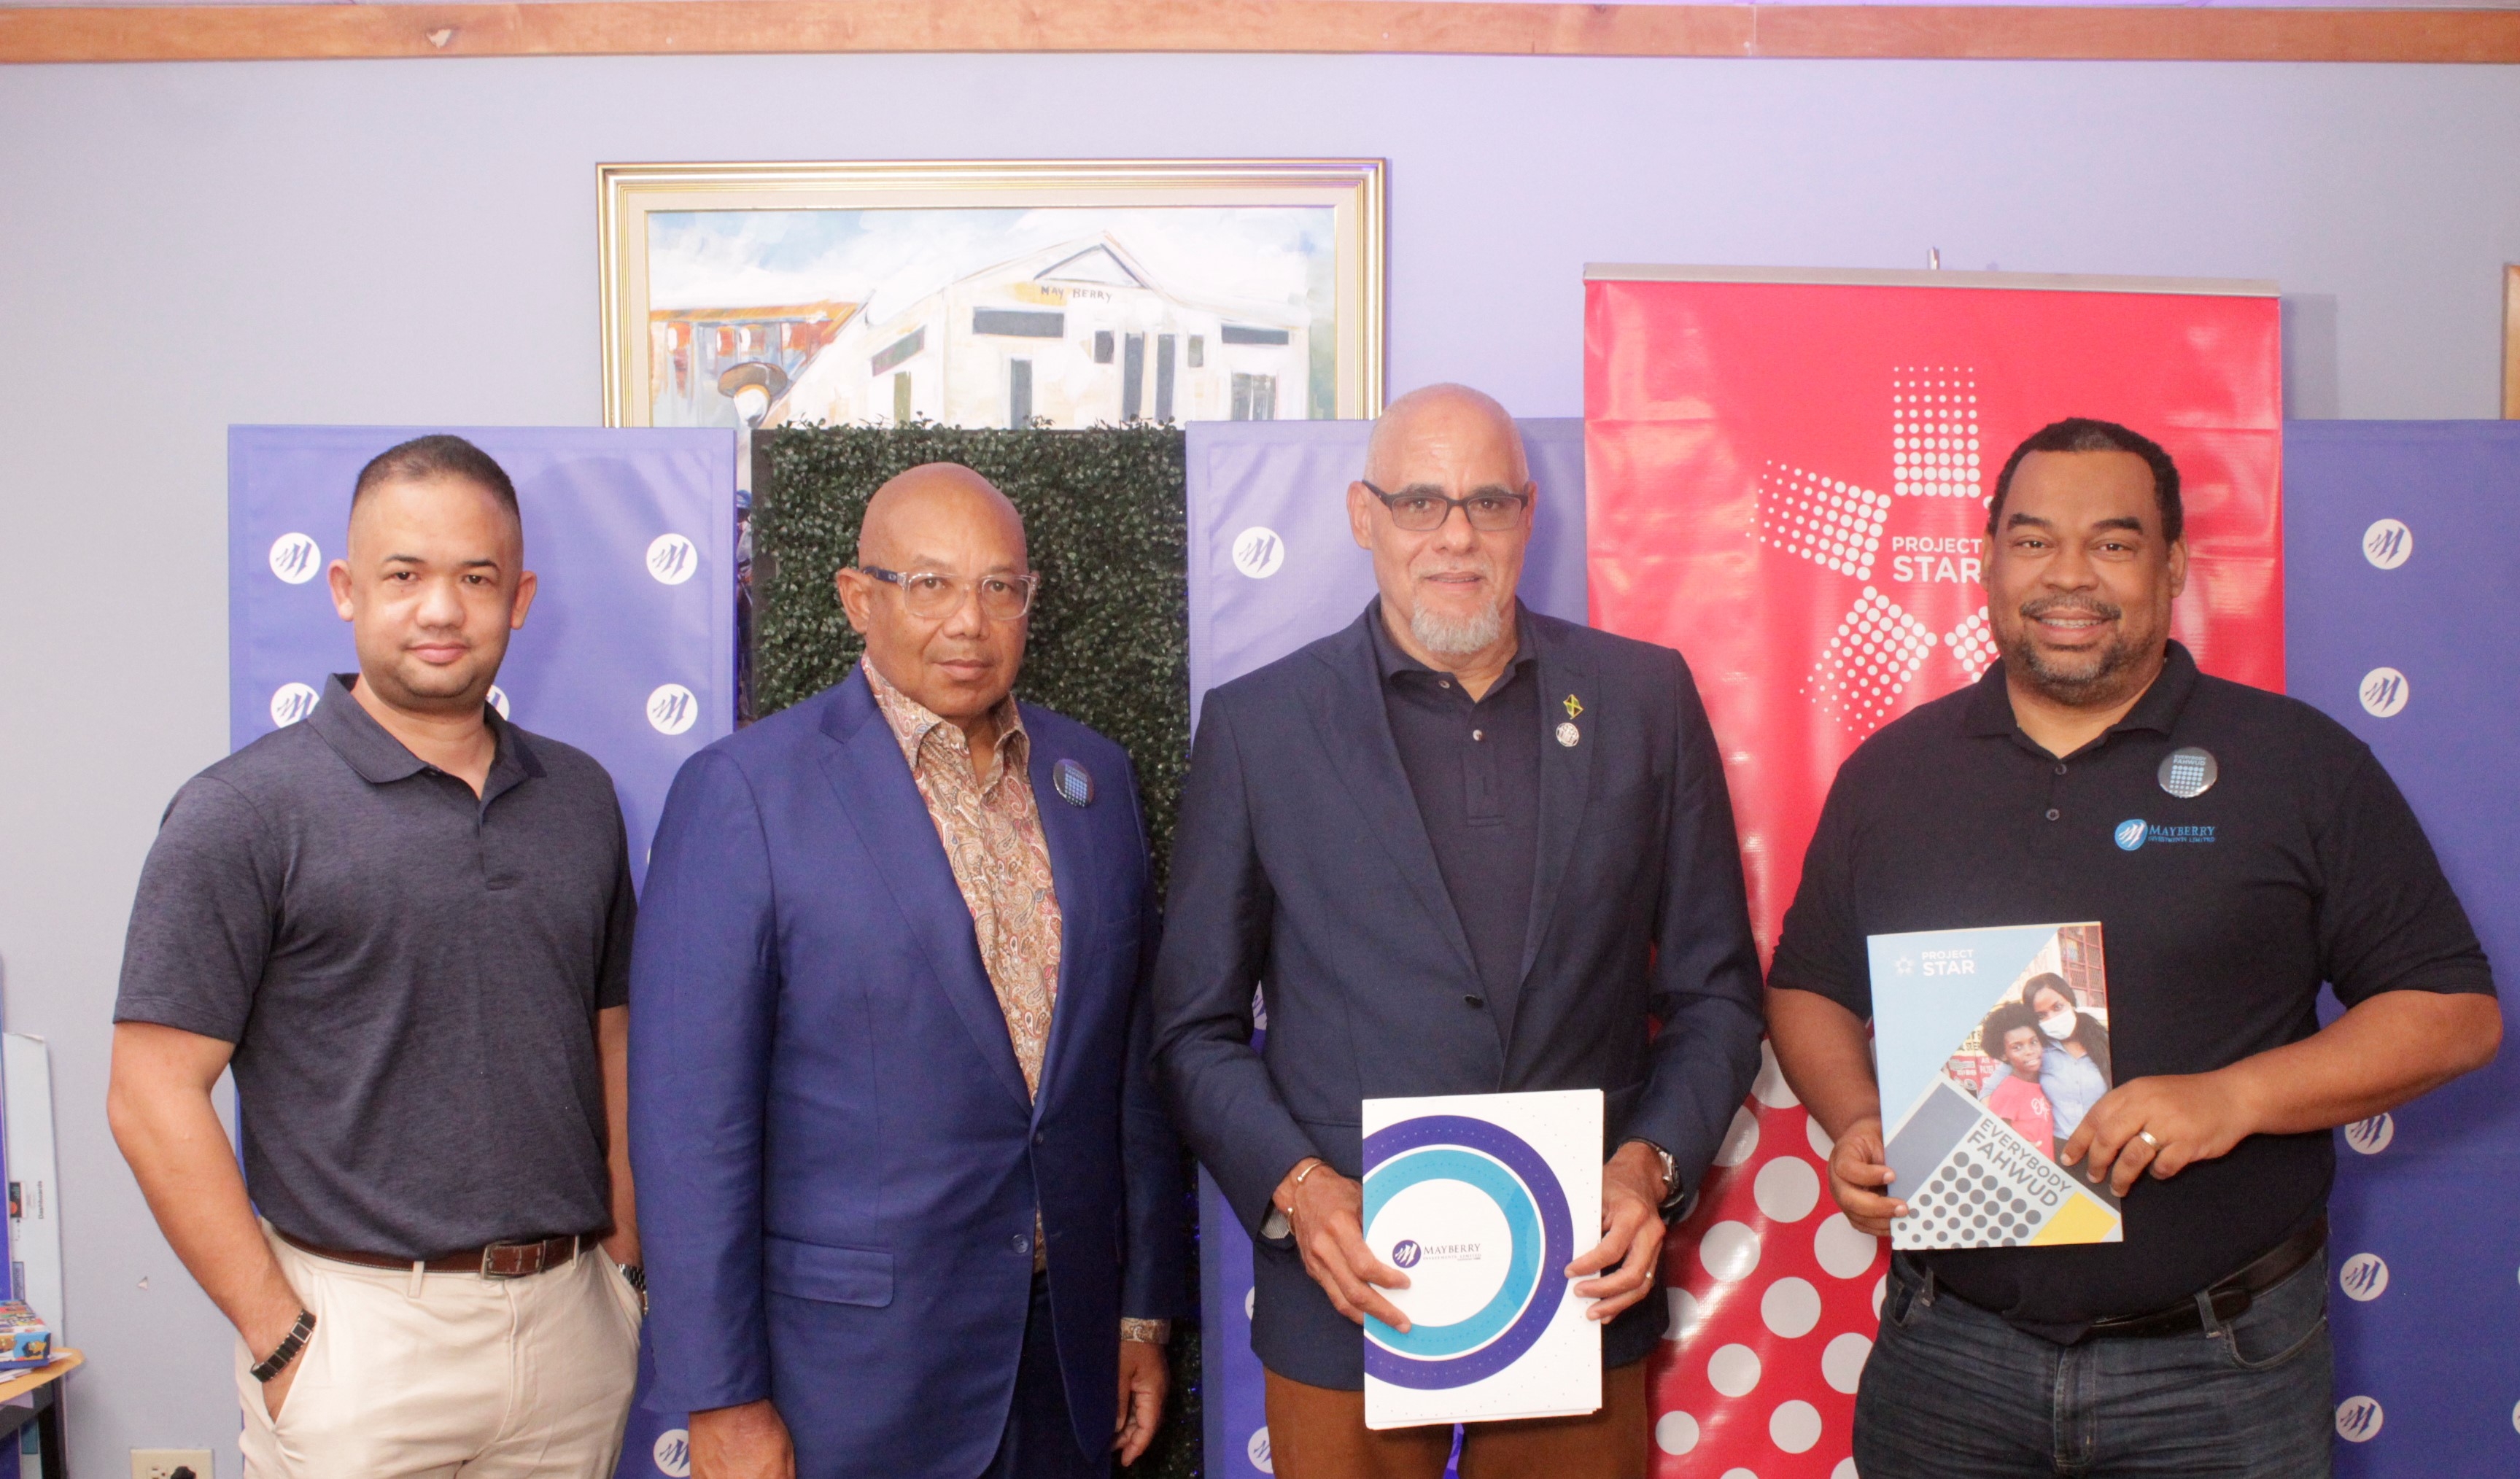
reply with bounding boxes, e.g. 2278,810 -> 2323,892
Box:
1152,605 -> 1764,1386
629,671 -> 1190,1478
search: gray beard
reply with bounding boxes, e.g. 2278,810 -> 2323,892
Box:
1411,599 -> 1506,658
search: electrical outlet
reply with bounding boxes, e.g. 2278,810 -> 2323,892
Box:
131,1449 -> 214,1479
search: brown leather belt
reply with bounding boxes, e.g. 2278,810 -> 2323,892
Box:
280,1229 -> 595,1279
2081,1214 -> 2327,1340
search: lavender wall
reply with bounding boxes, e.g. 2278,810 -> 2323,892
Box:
2,51 -> 2516,1472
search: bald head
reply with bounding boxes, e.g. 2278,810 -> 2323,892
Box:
1364,383 -> 1530,491
837,461 -> 1034,742
857,462 -> 1026,572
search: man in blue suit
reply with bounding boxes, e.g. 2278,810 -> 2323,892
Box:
1155,386 -> 1766,1478
632,463 -> 1190,1479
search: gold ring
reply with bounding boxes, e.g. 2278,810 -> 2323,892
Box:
2136,1130 -> 2162,1149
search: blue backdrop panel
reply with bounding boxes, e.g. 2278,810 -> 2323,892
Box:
1184,418 -> 1584,1476
228,426 -> 738,888
228,425 -> 736,1479
2286,422 -> 2520,1472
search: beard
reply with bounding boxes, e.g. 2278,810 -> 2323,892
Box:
1996,594 -> 2147,705
1410,591 -> 1507,657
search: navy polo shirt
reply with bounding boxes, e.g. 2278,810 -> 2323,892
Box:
1771,642 -> 2493,1334
1369,602 -> 1543,1033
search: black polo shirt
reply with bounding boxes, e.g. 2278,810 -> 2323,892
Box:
115,675 -> 635,1261
1771,643 -> 2492,1335
1370,601 -> 1543,1032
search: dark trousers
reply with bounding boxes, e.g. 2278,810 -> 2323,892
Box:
981,1273 -> 1101,1479
1855,1250 -> 2334,1478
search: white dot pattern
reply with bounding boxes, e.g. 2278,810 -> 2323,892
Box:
1758,462 -> 1888,579
1810,586 -> 1939,729
1944,607 -> 2000,683
1891,368 -> 1983,499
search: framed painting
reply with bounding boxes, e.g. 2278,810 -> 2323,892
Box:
600,159 -> 1385,432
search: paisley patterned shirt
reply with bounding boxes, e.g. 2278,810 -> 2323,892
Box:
863,658 -> 1063,1100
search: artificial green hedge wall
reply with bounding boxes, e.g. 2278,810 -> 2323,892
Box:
751,422 -> 1204,1478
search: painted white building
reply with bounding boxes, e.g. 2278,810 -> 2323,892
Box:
768,235 -> 1310,430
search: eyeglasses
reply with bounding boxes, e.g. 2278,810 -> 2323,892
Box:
1361,480 -> 1531,533
856,566 -> 1041,621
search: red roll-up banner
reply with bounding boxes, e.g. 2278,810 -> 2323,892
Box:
1583,268 -> 2282,1478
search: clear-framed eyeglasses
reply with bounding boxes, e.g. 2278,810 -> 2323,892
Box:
1361,480 -> 1532,533
857,566 -> 1042,621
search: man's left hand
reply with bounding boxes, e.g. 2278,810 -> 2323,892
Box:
1113,1338 -> 1168,1467
1565,1141 -> 1667,1321
2060,1071 -> 2256,1195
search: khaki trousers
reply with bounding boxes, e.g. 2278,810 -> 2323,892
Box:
237,1225 -> 641,1479
1263,1361 -> 1650,1479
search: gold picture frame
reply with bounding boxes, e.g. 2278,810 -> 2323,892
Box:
599,158 -> 1385,432
2504,263 -> 2520,419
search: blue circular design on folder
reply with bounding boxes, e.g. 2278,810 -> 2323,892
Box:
1358,1114 -> 1575,1389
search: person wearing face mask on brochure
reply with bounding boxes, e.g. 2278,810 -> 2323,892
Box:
1763,417 -> 2500,1478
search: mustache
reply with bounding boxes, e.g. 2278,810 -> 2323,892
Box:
2020,594 -> 2123,622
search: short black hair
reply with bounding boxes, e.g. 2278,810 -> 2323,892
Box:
1980,1001 -> 2044,1060
1985,417 -> 2181,546
352,434 -> 519,519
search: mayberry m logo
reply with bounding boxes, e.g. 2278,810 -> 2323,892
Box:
1231,526 -> 1285,580
651,1427 -> 691,1477
1360,1115 -> 1573,1391
2343,1113 -> 2395,1155
646,533 -> 699,585
2362,518 -> 2413,570
2360,667 -> 2409,718
646,683 -> 699,736
1391,1240 -> 1423,1269
2114,819 -> 2149,852
2334,1395 -> 2384,1443
269,682 -> 319,728
1764,370 -> 2005,737
2338,1252 -> 2390,1303
268,532 -> 322,585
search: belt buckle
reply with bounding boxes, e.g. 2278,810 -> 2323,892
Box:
479,1240 -> 539,1279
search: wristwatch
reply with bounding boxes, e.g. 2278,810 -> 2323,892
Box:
1629,1139 -> 1687,1217
251,1309 -> 316,1384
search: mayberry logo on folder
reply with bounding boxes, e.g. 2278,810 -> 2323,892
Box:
1870,922 -> 2123,1251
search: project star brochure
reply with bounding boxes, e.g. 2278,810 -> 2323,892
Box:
1360,1089 -> 1602,1428
1870,922 -> 2124,1251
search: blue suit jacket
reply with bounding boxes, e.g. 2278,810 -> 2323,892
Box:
630,672 -> 1190,1477
1152,606 -> 1765,1386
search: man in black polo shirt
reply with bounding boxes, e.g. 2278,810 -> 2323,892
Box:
1767,416 -> 2498,1478
108,436 -> 645,1478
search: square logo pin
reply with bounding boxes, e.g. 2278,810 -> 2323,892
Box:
1052,757 -> 1095,807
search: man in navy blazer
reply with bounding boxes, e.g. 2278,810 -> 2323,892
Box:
632,465 -> 1190,1479
1154,387 -> 1765,1478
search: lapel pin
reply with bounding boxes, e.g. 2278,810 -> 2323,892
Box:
2157,746 -> 2218,799
1556,721 -> 1581,748
1052,757 -> 1094,807
1563,694 -> 1583,721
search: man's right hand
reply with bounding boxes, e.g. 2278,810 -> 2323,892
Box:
690,1399 -> 795,1479
1272,1160 -> 1412,1332
1823,1117 -> 1908,1237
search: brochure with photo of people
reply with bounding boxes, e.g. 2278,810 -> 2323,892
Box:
1868,921 -> 2123,1251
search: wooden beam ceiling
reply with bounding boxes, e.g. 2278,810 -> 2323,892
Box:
3,0 -> 2517,66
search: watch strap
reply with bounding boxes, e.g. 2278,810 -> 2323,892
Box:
251,1308 -> 316,1383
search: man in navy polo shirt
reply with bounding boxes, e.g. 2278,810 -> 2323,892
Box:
1766,417 -> 2499,1478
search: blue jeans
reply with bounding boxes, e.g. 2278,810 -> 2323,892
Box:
1854,1249 -> 2333,1478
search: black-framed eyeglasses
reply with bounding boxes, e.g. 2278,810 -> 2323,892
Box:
856,566 -> 1041,621
1361,480 -> 1531,533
